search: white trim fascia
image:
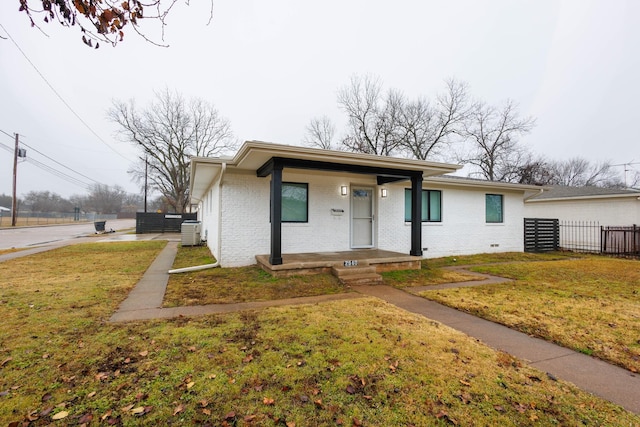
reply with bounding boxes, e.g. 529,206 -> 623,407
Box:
525,193 -> 640,203
193,141 -> 462,174
424,176 -> 546,192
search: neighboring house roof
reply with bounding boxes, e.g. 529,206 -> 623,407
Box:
0,206 -> 10,212
426,174 -> 545,193
526,185 -> 640,202
190,141 -> 462,203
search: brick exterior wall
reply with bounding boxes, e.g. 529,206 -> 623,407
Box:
199,169 -> 528,267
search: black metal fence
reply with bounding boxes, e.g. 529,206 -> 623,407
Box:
525,219 -> 639,257
559,220 -> 601,253
558,221 -> 639,257
601,225 -> 639,256
136,212 -> 197,233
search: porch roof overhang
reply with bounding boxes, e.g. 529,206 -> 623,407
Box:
190,140 -> 462,203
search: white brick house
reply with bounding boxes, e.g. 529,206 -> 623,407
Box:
190,141 -> 542,268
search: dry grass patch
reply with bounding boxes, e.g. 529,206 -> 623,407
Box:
1,245 -> 638,425
382,267 -> 482,289
164,246 -> 348,307
0,248 -> 28,256
383,252 -> 581,289
422,257 -> 640,372
425,251 -> 583,268
3,295 -> 639,426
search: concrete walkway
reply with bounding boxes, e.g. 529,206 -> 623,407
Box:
108,242 -> 362,322
99,244 -> 640,414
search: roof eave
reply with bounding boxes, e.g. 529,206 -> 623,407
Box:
425,175 -> 547,192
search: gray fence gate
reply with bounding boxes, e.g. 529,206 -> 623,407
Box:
524,218 -> 559,252
136,212 -> 197,234
601,225 -> 639,256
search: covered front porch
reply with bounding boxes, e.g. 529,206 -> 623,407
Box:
256,249 -> 422,280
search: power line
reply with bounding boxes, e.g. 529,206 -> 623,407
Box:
1,129 -> 105,185
20,140 -> 103,185
0,140 -> 93,192
0,22 -> 130,162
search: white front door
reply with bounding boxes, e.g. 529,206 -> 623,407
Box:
351,187 -> 374,248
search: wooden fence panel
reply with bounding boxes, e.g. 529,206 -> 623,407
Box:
524,218 -> 559,252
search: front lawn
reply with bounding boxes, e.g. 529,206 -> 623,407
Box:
1,244 -> 639,425
421,257 -> 640,372
164,245 -> 347,306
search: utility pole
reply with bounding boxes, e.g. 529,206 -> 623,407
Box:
11,133 -> 18,227
144,156 -> 148,213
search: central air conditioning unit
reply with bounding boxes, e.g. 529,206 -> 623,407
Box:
181,220 -> 202,246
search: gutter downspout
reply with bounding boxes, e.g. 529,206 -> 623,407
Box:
524,188 -> 544,202
168,162 -> 226,274
169,262 -> 219,274
217,162 -> 226,266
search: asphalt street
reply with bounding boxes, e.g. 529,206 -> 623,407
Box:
0,219 -> 135,249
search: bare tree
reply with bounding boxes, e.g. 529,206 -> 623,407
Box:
548,158 -> 624,188
303,116 -> 336,150
463,99 -> 535,181
84,184 -> 127,214
16,0 -> 213,48
337,75 -> 402,156
397,78 -> 470,161
23,191 -> 73,212
109,88 -> 236,213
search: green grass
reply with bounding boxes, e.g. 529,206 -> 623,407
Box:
382,266 -> 481,288
421,257 -> 640,372
164,245 -> 348,306
1,246 -> 639,425
424,251 -> 584,268
172,244 -> 217,269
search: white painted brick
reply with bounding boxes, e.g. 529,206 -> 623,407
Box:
199,169 -> 529,267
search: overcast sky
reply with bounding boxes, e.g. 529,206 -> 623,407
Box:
1,0 -> 639,199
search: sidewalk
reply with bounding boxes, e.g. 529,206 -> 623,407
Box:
105,244 -> 638,415
108,242 -> 361,322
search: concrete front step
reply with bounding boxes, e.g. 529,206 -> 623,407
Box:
331,263 -> 377,277
338,273 -> 384,286
331,263 -> 383,285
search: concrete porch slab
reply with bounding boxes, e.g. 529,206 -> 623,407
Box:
256,249 -> 421,277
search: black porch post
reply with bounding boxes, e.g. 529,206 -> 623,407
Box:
410,172 -> 423,256
270,161 -> 283,265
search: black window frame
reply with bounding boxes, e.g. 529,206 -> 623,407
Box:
404,188 -> 442,223
280,181 -> 308,223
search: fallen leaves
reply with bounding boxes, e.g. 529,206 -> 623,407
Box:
173,403 -> 185,416
51,410 -> 69,420
263,397 -> 275,405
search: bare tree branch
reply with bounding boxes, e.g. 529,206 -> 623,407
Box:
397,78 -> 470,161
303,116 -> 335,150
338,74 -> 402,156
108,88 -> 236,213
462,99 -> 535,181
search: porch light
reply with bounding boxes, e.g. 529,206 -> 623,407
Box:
381,188 -> 388,198
340,185 -> 348,196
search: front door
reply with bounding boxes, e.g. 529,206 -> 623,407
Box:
351,187 -> 374,248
